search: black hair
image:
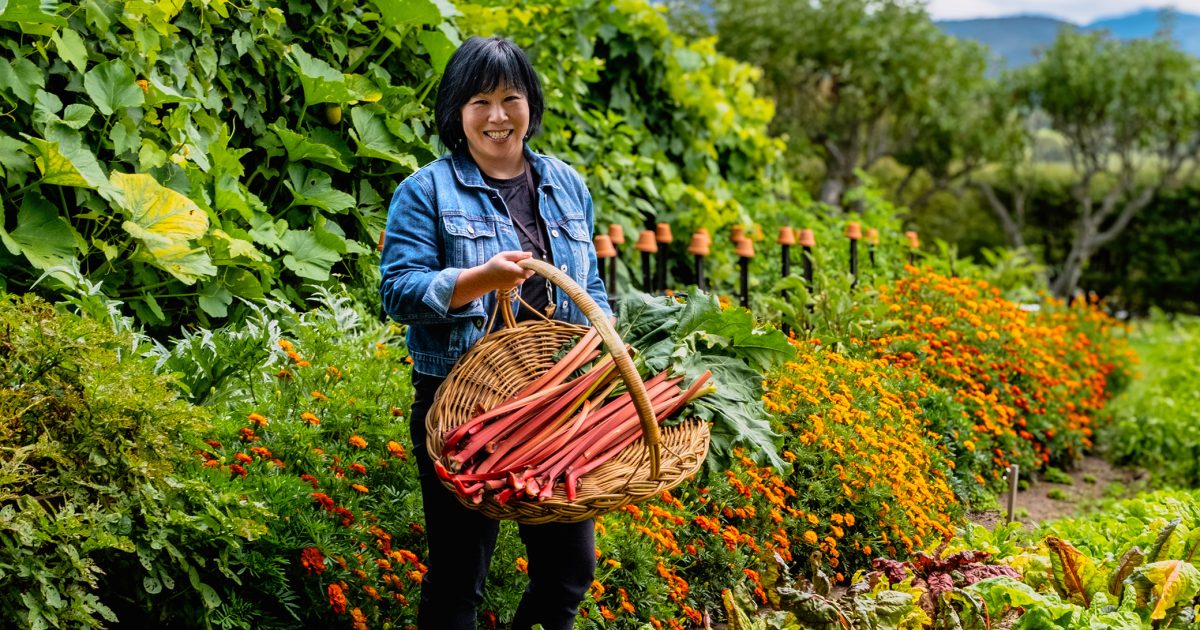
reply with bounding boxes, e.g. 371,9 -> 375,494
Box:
435,36 -> 545,153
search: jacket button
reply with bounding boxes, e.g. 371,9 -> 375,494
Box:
467,225 -> 475,234
560,264 -> 568,271
551,229 -> 559,237
474,318 -> 483,329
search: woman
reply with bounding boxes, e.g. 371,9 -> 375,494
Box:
379,36 -> 611,630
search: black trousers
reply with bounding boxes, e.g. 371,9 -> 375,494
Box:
409,371 -> 596,630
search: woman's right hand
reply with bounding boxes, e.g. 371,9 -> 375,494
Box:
449,251 -> 535,309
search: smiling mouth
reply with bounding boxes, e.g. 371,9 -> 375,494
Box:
484,130 -> 513,140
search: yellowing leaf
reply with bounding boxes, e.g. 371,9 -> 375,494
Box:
111,172 -> 215,284
1131,560 -> 1200,621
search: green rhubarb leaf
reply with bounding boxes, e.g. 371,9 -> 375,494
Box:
83,58 -> 144,116
110,171 -> 215,284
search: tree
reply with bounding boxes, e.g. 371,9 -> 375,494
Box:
1003,30 -> 1200,297
674,0 -> 993,208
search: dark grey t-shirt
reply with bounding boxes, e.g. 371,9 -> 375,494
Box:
484,170 -> 554,320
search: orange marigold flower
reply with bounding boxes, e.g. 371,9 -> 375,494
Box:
386,440 -> 407,459
250,446 -> 272,459
234,452 -> 253,464
599,606 -> 616,621
301,412 -> 321,426
312,492 -> 335,510
300,474 -> 319,488
350,607 -> 368,630
351,463 -> 367,475
312,390 -> 330,401
247,413 -> 268,426
301,547 -> 326,575
278,338 -> 294,352
327,583 -> 348,614
391,407 -> 405,417
515,557 -> 528,573
229,464 -> 248,478
351,483 -> 369,494
803,530 -> 818,545
202,459 -> 220,468
204,439 -> 222,449
348,435 -> 367,449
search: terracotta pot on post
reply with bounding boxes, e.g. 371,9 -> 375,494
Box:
634,229 -> 658,293
905,230 -> 920,265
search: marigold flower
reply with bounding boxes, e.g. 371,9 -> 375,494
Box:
229,464 -> 247,478
301,412 -> 321,426
350,463 -> 367,475
247,413 -> 268,427
235,452 -> 253,464
301,547 -> 326,575
350,607 -> 368,630
351,483 -> 369,493
204,439 -> 221,449
803,530 -> 818,545
300,474 -> 319,488
348,435 -> 367,449
312,492 -> 335,511
386,440 -> 407,459
515,557 -> 528,573
202,459 -> 220,469
312,390 -> 330,401
327,583 -> 347,614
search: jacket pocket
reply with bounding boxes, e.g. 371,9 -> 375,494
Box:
442,212 -> 498,269
556,216 -> 592,288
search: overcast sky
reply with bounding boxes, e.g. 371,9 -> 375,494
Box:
924,1 -> 1200,24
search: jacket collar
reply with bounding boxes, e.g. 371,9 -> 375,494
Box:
448,145 -> 560,192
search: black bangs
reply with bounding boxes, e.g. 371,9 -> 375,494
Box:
435,37 -> 546,153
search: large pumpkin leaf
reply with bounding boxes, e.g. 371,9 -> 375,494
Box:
287,46 -> 351,107
284,165 -> 355,213
50,27 -> 88,73
351,107 -> 418,169
1129,560 -> 1200,621
24,123 -> 111,192
0,192 -> 77,270
281,230 -> 339,281
0,133 -> 33,176
419,26 -> 458,74
84,59 -> 144,116
0,56 -> 46,104
111,171 -> 215,284
0,0 -> 66,26
270,123 -> 350,172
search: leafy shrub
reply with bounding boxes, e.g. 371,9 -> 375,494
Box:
0,294 -> 268,628
1099,315 -> 1200,488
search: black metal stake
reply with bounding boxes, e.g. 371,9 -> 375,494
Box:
641,250 -> 654,293
802,245 -> 814,322
597,257 -> 608,295
694,254 -> 706,292
868,243 -> 876,268
739,256 -> 750,308
655,249 -> 668,294
780,243 -> 791,336
849,239 -> 859,290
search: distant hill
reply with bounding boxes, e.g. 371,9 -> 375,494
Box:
936,9 -> 1200,69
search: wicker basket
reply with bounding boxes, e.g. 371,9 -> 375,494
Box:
426,259 -> 710,524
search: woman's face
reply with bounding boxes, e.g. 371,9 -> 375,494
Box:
459,84 -> 530,177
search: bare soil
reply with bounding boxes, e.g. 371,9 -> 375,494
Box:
969,455 -> 1150,529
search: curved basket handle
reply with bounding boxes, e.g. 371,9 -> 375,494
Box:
516,258 -> 661,479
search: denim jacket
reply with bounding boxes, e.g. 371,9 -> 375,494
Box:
379,146 -> 612,377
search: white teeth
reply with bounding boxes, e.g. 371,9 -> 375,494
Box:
484,130 -> 512,140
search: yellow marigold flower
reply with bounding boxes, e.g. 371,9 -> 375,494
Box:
803,530 -> 818,545
348,435 -> 367,448
844,513 -> 855,527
